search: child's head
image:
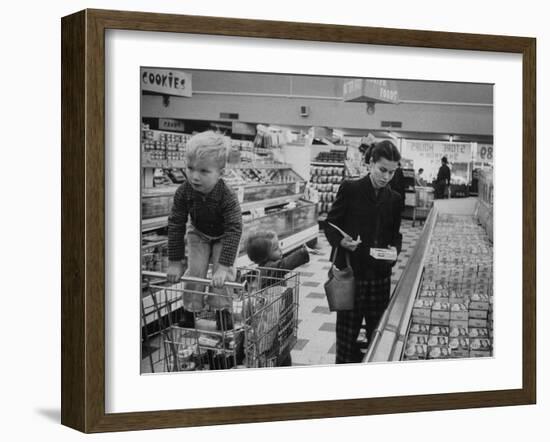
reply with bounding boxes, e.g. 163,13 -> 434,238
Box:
185,131 -> 229,193
245,231 -> 282,265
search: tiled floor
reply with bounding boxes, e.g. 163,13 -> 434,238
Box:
141,218 -> 425,372
289,218 -> 424,366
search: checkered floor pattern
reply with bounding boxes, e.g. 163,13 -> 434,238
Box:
290,218 -> 424,366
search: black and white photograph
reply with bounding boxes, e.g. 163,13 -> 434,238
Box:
140,68 -> 494,373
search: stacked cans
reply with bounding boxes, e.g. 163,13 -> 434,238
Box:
309,165 -> 345,215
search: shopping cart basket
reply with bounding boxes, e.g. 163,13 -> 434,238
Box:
242,267 -> 300,368
142,271 -> 248,372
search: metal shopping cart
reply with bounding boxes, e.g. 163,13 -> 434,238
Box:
141,267 -> 300,371
241,267 -> 300,368
142,271 -> 248,372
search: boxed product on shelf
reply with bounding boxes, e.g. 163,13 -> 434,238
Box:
468,327 -> 490,339
450,302 -> 469,321
412,317 -> 431,326
409,323 -> 430,335
407,334 -> 429,346
413,299 -> 433,318
449,338 -> 470,357
431,318 -> 450,326
469,338 -> 492,357
429,326 -> 449,337
428,335 -> 449,347
403,344 -> 427,360
469,318 -> 488,328
450,319 -> 469,329
427,345 -> 451,359
419,290 -> 435,300
469,309 -> 488,319
431,302 -> 451,320
434,290 -> 449,303
469,294 -> 491,310
449,326 -> 469,338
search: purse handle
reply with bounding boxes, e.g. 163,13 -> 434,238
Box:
330,246 -> 352,268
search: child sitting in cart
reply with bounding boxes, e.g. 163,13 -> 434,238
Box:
245,230 -> 311,366
166,131 -> 243,330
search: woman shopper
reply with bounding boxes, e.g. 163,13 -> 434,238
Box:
325,140 -> 403,364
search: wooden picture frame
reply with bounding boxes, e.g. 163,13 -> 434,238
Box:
61,9 -> 536,433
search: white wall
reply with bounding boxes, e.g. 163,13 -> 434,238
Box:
1,1 -> 547,442
142,94 -> 493,134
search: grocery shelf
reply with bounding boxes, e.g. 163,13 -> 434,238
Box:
241,194 -> 301,212
142,160 -> 293,170
228,163 -> 292,169
142,216 -> 169,232
310,161 -> 345,167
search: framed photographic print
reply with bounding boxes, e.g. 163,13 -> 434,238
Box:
61,9 -> 536,433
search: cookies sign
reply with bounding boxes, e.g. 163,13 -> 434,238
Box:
141,69 -> 192,97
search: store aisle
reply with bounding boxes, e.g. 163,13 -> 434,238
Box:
290,218 -> 424,366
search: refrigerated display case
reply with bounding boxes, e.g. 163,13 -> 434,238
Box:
476,168 -> 493,240
365,204 -> 493,363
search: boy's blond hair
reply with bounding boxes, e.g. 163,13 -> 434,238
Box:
185,131 -> 229,170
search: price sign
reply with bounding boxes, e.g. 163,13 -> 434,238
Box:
477,144 -> 494,163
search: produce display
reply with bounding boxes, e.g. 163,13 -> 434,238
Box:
309,164 -> 346,216
223,168 -> 303,187
141,127 -> 189,162
404,214 -> 493,361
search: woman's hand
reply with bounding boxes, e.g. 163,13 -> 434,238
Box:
340,234 -> 362,252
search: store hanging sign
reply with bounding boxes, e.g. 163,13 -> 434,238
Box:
232,121 -> 256,136
159,118 -> 186,132
141,69 -> 192,97
401,140 -> 473,182
343,79 -> 400,104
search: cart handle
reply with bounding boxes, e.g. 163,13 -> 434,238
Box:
142,270 -> 247,290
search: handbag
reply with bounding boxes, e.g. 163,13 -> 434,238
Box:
324,247 -> 355,311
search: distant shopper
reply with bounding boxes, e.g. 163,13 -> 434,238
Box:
389,161 -> 406,210
435,156 -> 451,199
325,140 -> 403,364
245,230 -> 311,366
416,168 -> 427,186
167,131 -> 243,328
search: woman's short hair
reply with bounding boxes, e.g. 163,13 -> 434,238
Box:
364,140 -> 401,164
441,156 -> 448,164
185,130 -> 229,169
245,231 -> 277,264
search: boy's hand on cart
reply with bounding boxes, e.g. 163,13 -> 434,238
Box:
212,265 -> 229,288
167,261 -> 185,284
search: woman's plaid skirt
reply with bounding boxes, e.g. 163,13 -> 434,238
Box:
335,277 -> 391,364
